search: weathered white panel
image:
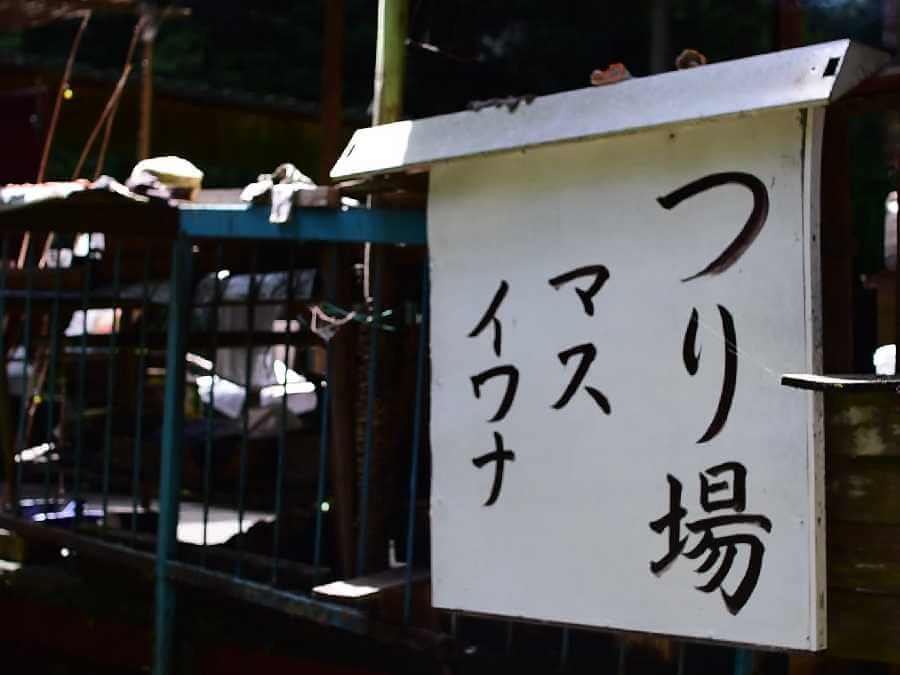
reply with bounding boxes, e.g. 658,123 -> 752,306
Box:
428,108 -> 824,649
332,40 -> 886,180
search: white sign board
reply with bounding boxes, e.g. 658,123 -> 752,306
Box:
428,108 -> 825,650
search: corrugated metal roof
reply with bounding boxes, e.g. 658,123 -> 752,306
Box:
331,40 -> 889,181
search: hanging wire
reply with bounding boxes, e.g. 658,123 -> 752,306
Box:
37,10 -> 91,183
694,312 -> 778,378
21,11 -> 92,272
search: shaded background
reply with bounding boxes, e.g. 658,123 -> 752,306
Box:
0,1 -> 891,184
0,0 -> 897,370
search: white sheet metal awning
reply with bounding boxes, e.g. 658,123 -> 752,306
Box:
331,39 -> 888,181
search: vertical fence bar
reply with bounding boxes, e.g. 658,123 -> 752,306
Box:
733,649 -> 754,675
101,242 -> 122,527
356,250 -> 381,576
559,628 -> 571,670
14,237 -> 34,509
677,642 -> 687,675
403,264 -> 428,624
131,251 -> 151,539
617,637 -> 628,675
73,251 -> 92,511
505,621 -> 514,656
153,237 -> 191,675
312,340 -> 331,585
271,246 -> 296,584
0,237 -> 14,510
43,239 -> 63,507
202,242 -> 223,548
559,628 -> 570,671
235,246 -> 258,577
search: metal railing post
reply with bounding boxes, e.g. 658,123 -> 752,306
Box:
153,236 -> 191,675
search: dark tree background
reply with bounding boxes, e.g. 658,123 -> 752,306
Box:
0,0 -> 894,369
1,0 -> 891,120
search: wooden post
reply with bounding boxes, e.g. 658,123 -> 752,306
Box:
319,0 -> 344,184
821,108 -> 854,373
137,17 -> 156,161
356,0 -> 409,574
775,0 -> 804,50
322,244 -> 358,578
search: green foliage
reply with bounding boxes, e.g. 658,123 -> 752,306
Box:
0,31 -> 23,54
6,1 -> 893,117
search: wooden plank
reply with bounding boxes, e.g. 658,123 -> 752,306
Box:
314,567 -> 429,599
166,560 -> 369,634
829,590 -> 900,663
788,653 -> 821,675
0,199 -> 178,238
826,391 -> 900,457
0,511 -> 156,573
829,522 -> 900,595
782,373 -> 900,391
828,456 -> 900,525
313,566 -> 433,626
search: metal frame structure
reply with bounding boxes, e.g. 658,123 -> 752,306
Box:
0,198 -> 432,675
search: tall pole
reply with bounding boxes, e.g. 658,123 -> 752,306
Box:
353,0 -> 409,574
153,238 -> 190,675
372,0 -> 409,126
775,0 -> 804,49
137,15 -> 156,160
